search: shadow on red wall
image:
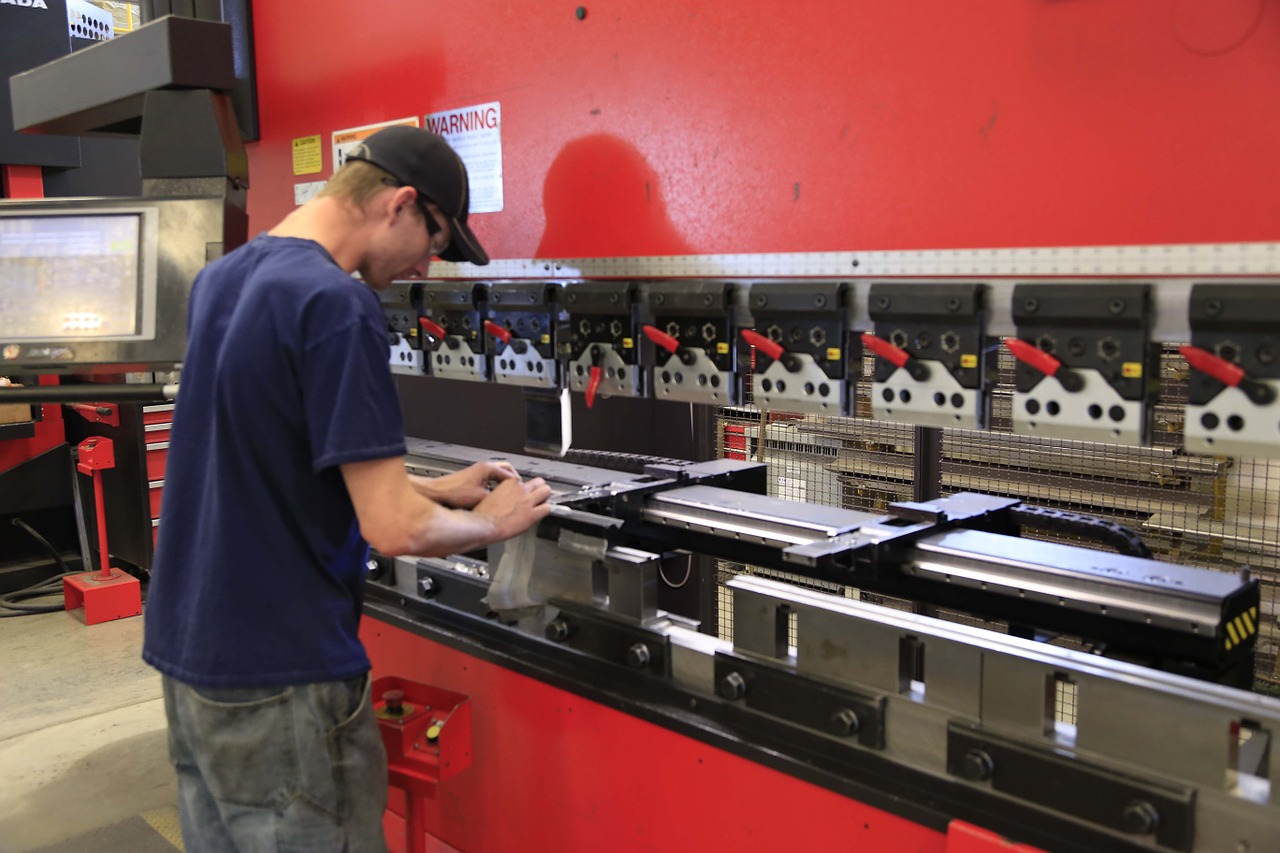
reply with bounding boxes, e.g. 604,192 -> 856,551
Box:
535,133 -> 691,259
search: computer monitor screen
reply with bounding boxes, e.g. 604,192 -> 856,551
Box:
0,212 -> 144,341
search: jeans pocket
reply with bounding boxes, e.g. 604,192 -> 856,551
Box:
332,673 -> 372,732
182,683 -> 297,809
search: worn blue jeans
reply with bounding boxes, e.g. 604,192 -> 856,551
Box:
162,673 -> 389,852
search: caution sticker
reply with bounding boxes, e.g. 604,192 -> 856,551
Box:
1122,362 -> 1143,378
960,354 -> 978,369
826,348 -> 842,361
541,334 -> 551,345
623,337 -> 634,349
716,342 -> 730,354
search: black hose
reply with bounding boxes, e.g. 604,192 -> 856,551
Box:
2,518 -> 76,617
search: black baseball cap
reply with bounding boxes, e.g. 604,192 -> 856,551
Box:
343,125 -> 490,266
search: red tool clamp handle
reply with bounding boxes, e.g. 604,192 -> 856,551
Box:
585,365 -> 603,408
642,324 -> 681,355
741,329 -> 784,362
1004,337 -> 1062,376
484,320 -> 513,344
419,317 -> 447,340
861,333 -> 910,369
1179,345 -> 1244,387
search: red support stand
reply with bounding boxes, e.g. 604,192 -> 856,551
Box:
63,437 -> 142,625
372,677 -> 472,853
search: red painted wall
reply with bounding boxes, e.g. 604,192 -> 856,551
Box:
247,1 -> 1280,259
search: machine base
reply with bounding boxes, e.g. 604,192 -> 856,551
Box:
63,569 -> 142,625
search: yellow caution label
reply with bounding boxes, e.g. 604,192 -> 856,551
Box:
960,354 -> 978,369
541,334 -> 551,345
827,348 -> 842,361
623,337 -> 634,349
291,135 -> 322,176
1121,362 -> 1143,378
1242,611 -> 1256,634
1226,621 -> 1241,646
716,342 -> 730,355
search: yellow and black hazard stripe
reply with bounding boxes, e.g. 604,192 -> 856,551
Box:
1224,606 -> 1260,651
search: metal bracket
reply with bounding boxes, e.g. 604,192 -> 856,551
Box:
492,340 -> 559,388
754,353 -> 848,415
652,347 -> 737,405
946,722 -> 1195,851
713,651 -> 887,751
543,598 -> 672,678
567,346 -> 644,398
1011,368 -> 1148,446
429,337 -> 488,382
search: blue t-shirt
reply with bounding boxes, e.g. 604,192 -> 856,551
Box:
142,235 -> 406,688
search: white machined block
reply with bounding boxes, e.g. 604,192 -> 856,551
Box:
1011,369 -> 1148,446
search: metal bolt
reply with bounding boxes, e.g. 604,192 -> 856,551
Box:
703,294 -> 715,306
1119,800 -> 1160,835
814,294 -> 827,308
654,293 -> 665,305
877,296 -> 891,311
829,708 -> 860,737
568,292 -> 577,303
491,293 -> 501,303
626,643 -> 651,668
545,619 -> 571,642
1205,299 -> 1223,317
961,748 -> 994,781
609,293 -> 619,304
754,294 -> 768,307
1109,298 -> 1126,315
1023,297 -> 1039,313
1258,345 -> 1276,365
946,297 -> 961,312
717,671 -> 747,700
418,577 -> 437,597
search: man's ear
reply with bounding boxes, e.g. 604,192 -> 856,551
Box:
382,185 -> 416,225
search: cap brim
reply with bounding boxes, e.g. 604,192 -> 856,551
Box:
438,216 -> 489,265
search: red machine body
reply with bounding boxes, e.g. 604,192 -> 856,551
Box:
363,619 -> 1044,853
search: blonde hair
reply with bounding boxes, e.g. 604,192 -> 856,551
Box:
318,160 -> 395,209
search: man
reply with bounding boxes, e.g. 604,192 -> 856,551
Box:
143,126 -> 551,851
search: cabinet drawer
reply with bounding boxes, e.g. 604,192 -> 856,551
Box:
146,443 -> 168,480
144,422 -> 171,445
148,480 -> 164,518
142,404 -> 175,426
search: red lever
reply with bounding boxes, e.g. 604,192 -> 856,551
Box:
585,365 -> 603,408
741,329 -> 784,361
484,320 -> 512,344
861,333 -> 910,369
1180,345 -> 1243,387
1180,345 -> 1275,405
642,324 -> 680,355
419,318 -> 447,340
70,402 -> 120,427
1004,337 -> 1063,377
1005,337 -> 1084,392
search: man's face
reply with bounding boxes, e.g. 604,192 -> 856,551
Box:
360,192 -> 452,289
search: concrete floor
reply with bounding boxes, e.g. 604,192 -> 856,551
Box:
0,608 -> 181,852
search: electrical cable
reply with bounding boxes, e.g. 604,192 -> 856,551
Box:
1,518 -> 76,617
658,552 -> 693,589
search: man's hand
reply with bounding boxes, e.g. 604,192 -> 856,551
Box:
472,476 -> 553,540
417,461 -> 521,509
